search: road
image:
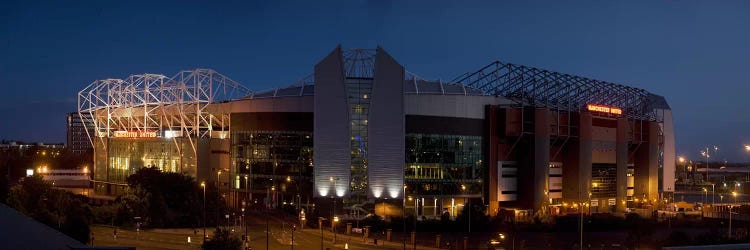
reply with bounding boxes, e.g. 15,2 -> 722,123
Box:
90,215 -> 439,250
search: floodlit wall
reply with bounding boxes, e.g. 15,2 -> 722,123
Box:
313,47 -> 351,198
367,48 -> 405,199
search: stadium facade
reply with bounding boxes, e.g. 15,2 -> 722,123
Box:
78,46 -> 675,218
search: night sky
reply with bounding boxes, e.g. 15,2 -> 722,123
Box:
2,1 -> 749,162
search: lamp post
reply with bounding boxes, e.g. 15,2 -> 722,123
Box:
735,182 -> 741,194
245,175 -> 249,206
703,188 -> 707,204
712,184 -> 716,205
729,191 -> 738,239
319,217 -> 324,250
588,192 -> 592,215
291,224 -> 296,250
333,216 -> 339,244
217,170 -> 222,228
403,184 -> 407,250
201,181 -> 206,241
266,185 -> 275,250
745,145 -> 750,182
329,176 -> 339,244
579,199 -> 583,250
729,204 -> 735,239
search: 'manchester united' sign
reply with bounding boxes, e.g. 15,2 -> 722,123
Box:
586,104 -> 622,115
114,130 -> 158,138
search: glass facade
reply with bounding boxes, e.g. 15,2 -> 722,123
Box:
405,134 -> 483,196
346,78 -> 372,198
231,131 -> 313,199
94,138 -> 196,195
592,163 -> 617,198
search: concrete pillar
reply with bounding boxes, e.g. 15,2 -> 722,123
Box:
486,106 -> 500,216
386,229 -> 392,241
436,234 -> 441,248
411,231 -> 416,244
634,121 -> 659,202
647,122 -> 659,200
579,113 -> 593,202
346,223 -> 352,235
463,236 -> 468,250
562,139 -> 580,203
616,118 -> 629,212
534,109 -> 551,212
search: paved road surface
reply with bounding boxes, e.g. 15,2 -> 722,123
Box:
90,218 -> 440,250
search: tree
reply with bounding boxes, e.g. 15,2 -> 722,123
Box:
202,228 -> 242,250
456,198 -> 490,232
7,175 -> 92,243
124,167 -> 221,228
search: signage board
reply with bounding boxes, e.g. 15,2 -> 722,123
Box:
114,130 -> 158,138
586,104 -> 622,115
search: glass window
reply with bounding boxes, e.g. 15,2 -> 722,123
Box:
405,134 -> 483,195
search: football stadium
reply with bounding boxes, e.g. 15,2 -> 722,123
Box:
78,46 -> 675,219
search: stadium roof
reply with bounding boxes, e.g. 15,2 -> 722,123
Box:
452,61 -> 670,120
247,47 -> 668,120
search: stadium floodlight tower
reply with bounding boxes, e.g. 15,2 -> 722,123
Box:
77,69 -> 251,187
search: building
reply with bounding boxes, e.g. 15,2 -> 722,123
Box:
36,168 -> 92,196
77,46 -> 674,218
0,141 -> 65,154
66,112 -> 95,154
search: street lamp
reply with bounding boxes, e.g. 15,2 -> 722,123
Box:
217,170 -> 222,228
217,170 -> 222,188
241,175 -> 250,248
579,198 -> 584,250
703,188 -> 708,204
333,216 -> 339,244
702,146 -> 718,199
201,181 -> 206,241
588,192 -> 592,215
328,176 -> 340,245
729,191 -> 739,239
712,184 -> 716,205
745,145 -> 750,182
291,224 -> 296,250
403,184 -> 407,250
729,204 -> 735,239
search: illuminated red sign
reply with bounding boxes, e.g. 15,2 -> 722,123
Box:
586,104 -> 622,115
114,131 -> 158,138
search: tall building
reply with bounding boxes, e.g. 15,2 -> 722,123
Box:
66,112 -> 94,154
77,46 -> 674,218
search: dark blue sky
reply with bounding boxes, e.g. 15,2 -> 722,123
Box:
2,1 -> 749,162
